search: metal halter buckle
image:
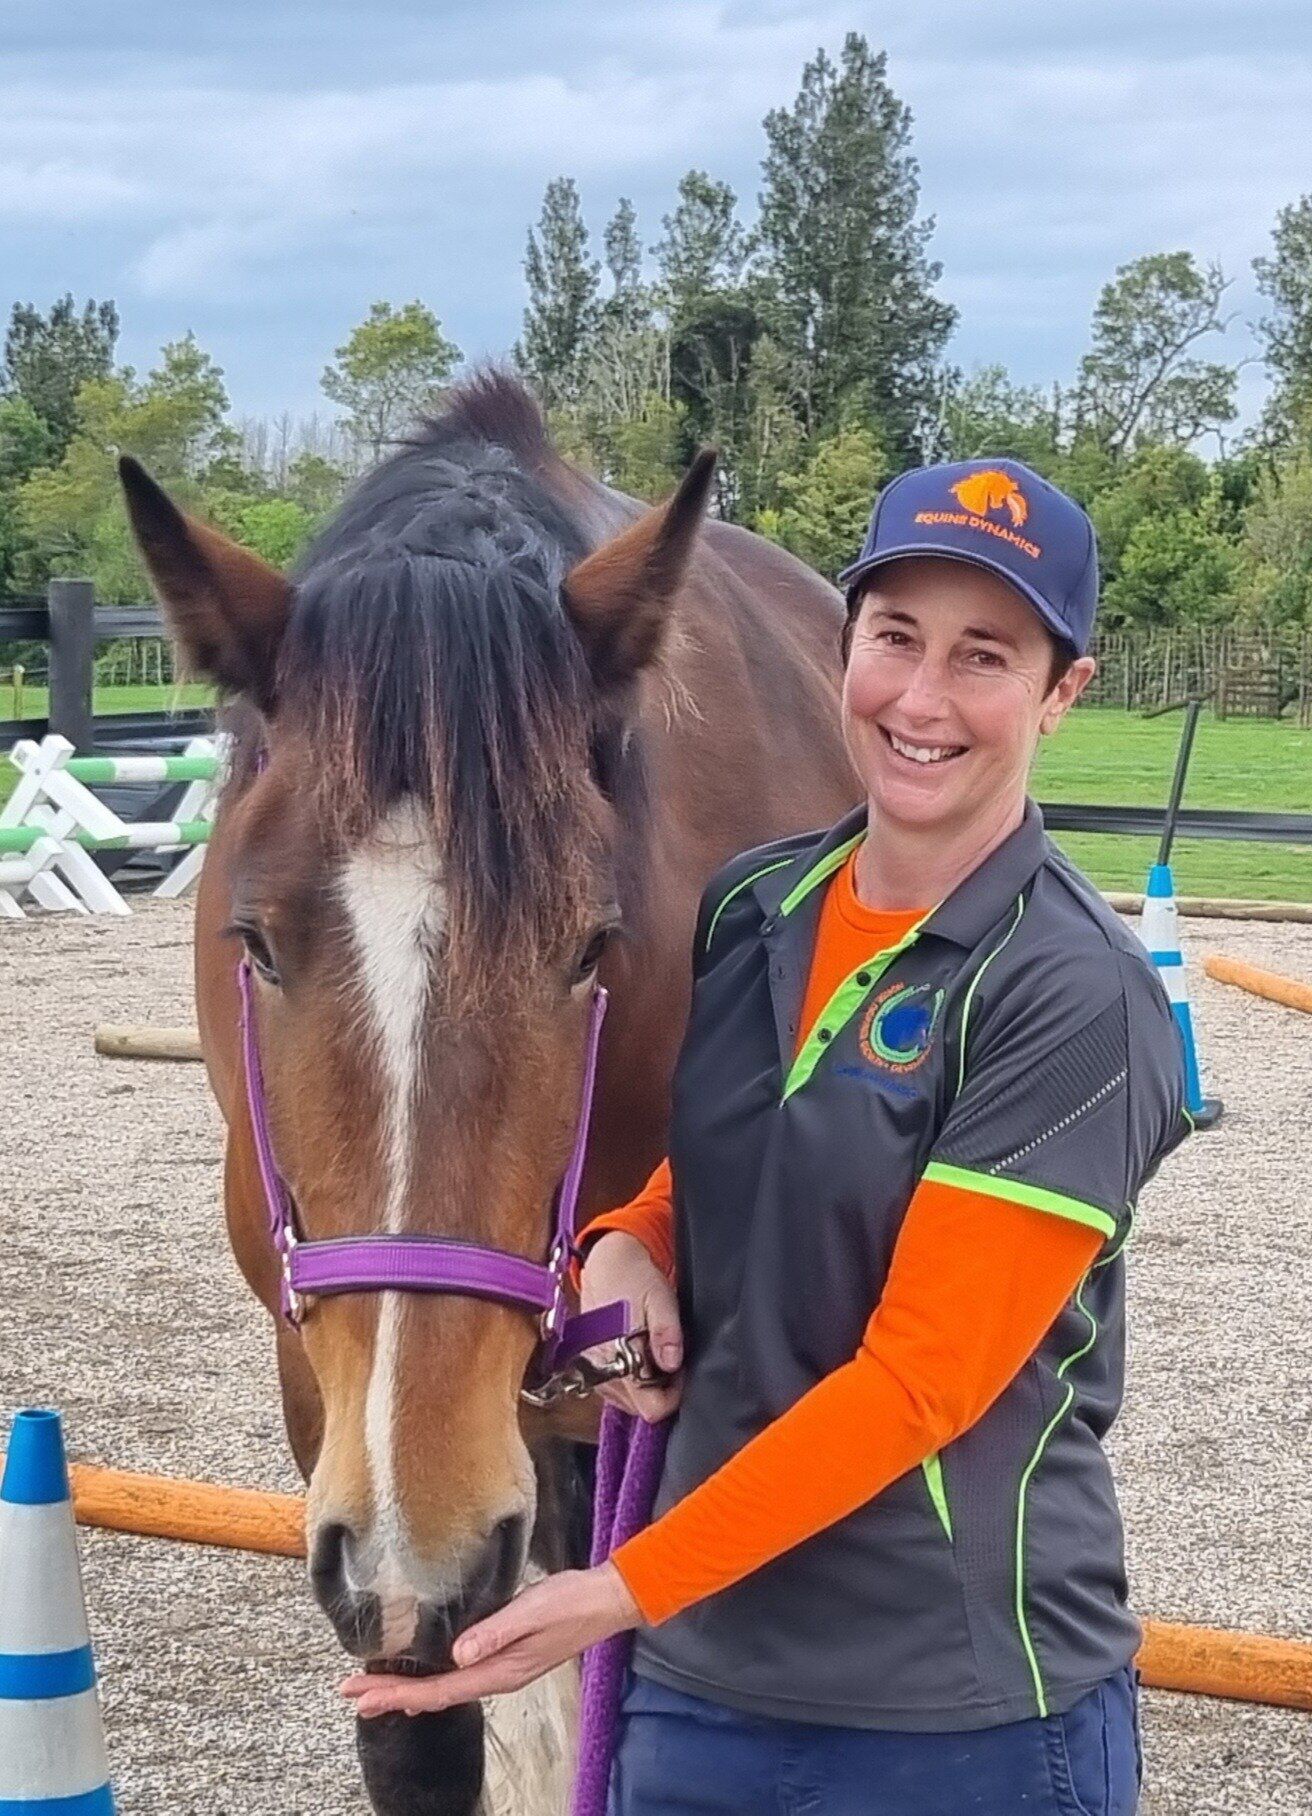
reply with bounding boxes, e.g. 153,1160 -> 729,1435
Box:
280,1231 -> 304,1326
521,1332 -> 660,1408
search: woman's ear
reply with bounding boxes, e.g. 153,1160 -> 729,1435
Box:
1039,655 -> 1097,736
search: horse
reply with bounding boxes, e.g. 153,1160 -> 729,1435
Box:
120,372 -> 856,1815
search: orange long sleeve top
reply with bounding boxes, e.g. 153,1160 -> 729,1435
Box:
579,850 -> 1103,1628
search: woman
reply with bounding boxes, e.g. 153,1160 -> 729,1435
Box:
344,459 -> 1189,1815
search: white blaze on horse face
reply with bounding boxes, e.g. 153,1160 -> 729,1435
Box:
339,799 -> 447,1639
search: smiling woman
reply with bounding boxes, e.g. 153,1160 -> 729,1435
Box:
356,457 -> 1194,1816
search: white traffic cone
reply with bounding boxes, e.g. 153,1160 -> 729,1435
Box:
0,1409 -> 115,1813
1139,863 -> 1222,1130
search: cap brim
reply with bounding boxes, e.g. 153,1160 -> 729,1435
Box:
836,544 -> 1081,654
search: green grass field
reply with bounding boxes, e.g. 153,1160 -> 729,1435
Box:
1033,709 -> 1310,901
2,691 -> 1308,902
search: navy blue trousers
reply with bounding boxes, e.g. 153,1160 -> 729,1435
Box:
608,1667 -> 1141,1815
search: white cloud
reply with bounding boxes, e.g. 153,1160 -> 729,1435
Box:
1,3 -> 1308,416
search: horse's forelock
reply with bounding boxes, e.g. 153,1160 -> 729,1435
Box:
265,421 -> 616,1006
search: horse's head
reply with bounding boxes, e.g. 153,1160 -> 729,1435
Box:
121,381 -> 714,1667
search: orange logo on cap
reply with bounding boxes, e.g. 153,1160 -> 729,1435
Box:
950,469 -> 1028,527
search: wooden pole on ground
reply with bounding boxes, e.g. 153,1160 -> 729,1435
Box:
67,1459 -> 304,1558
94,1024 -> 204,1061
1,1455 -> 1307,1713
1202,955 -> 1312,1015
1139,1619 -> 1312,1713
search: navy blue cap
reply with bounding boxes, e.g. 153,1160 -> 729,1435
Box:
836,458 -> 1099,655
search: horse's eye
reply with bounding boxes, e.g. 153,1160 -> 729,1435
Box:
572,926 -> 614,986
241,927 -> 281,985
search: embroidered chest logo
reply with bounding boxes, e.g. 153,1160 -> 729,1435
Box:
858,981 -> 944,1073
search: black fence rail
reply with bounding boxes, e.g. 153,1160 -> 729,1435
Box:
0,580 -> 206,749
3,582 -> 1310,847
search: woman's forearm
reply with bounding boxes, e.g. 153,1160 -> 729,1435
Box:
613,1177 -> 1101,1625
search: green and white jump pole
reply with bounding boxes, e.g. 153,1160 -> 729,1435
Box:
1138,700 -> 1222,1131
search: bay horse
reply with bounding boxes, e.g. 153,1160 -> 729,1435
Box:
120,373 -> 855,1815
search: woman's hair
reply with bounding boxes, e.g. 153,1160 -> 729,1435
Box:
840,591 -> 1075,693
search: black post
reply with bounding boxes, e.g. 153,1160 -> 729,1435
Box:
1156,696 -> 1203,868
46,578 -> 96,752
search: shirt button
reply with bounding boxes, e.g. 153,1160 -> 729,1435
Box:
818,1028 -> 831,1042
856,971 -> 871,986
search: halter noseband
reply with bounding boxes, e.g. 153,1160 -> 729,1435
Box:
238,959 -> 632,1398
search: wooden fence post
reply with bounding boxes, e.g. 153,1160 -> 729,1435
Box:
47,578 -> 95,752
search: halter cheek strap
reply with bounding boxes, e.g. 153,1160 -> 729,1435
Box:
237,959 -> 630,1382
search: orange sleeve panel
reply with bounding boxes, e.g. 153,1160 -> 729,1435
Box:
576,1157 -> 676,1282
611,1176 -> 1102,1626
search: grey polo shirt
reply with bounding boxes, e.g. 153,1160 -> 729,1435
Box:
633,800 -> 1188,1732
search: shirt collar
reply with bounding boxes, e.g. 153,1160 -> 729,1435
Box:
752,798 -> 1049,949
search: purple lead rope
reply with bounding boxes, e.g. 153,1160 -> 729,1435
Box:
570,1409 -> 669,1816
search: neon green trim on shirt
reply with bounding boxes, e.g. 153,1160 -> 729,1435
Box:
922,1452 -> 953,1543
704,858 -> 793,955
777,832 -> 865,919
1013,1267 -> 1099,1716
922,1163 -> 1118,1240
781,914 -> 929,1102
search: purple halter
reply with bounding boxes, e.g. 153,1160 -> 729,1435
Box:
237,960 -> 631,1391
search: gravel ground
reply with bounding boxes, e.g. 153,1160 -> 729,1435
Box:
1,898 -> 1309,1814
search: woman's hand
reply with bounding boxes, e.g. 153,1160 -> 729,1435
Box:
580,1231 -> 683,1421
340,1563 -> 640,1719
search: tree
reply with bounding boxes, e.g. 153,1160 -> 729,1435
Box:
1101,499 -> 1238,626
1253,196 -> 1312,449
1088,446 -> 1240,626
756,34 -> 955,455
1,294 -> 119,456
321,300 -> 462,464
1073,253 -> 1238,456
0,397 -> 55,589
1087,445 -> 1210,578
517,178 -> 600,408
655,172 -> 750,314
206,493 -> 316,567
738,335 -> 806,523
652,171 -> 762,501
930,365 -> 1063,472
1236,454 -> 1312,624
760,423 -> 886,577
16,335 -> 235,598
603,197 -> 644,323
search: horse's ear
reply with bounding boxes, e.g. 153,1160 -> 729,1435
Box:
563,448 -> 717,691
119,455 -> 292,714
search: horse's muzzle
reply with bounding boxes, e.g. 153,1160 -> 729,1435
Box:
309,1513 -> 529,1667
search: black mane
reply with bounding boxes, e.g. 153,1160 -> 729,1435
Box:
271,372 -> 630,999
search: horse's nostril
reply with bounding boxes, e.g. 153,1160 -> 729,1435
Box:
489,1513 -> 524,1583
310,1520 -> 353,1596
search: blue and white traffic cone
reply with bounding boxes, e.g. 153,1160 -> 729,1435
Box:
1139,864 -> 1223,1131
0,1409 -> 116,1813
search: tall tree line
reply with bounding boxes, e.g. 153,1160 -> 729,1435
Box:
3,32 -> 1312,629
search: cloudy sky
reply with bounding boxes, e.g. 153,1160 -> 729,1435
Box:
3,2 -> 1309,431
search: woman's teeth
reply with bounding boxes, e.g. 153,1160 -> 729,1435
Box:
886,731 -> 964,766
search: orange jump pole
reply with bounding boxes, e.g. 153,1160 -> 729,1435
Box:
1203,953 -> 1312,1016
4,1456 -> 1310,1711
1139,1619 -> 1312,1713
65,1459 -> 306,1558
